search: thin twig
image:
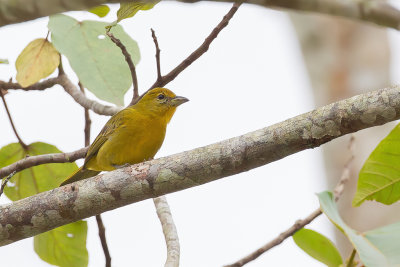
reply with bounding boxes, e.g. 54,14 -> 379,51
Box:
224,135 -> 356,267
105,31 -> 139,105
0,147 -> 88,179
153,196 -> 180,267
0,88 -> 28,150
131,2 -> 242,105
0,78 -> 59,91
57,74 -> 120,116
151,28 -> 162,82
79,82 -> 92,146
334,134 -> 355,201
0,171 -> 16,197
150,2 -> 241,89
225,209 -> 323,267
96,214 -> 112,267
80,81 -> 112,267
1,75 -> 119,116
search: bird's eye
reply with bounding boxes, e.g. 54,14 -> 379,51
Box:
157,94 -> 165,100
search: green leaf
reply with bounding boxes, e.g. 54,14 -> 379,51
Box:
48,14 -> 140,105
0,143 -> 86,267
293,228 -> 342,267
89,5 -> 110,17
34,221 -> 88,267
319,191 -> 400,267
15,38 -> 60,87
353,123 -> 400,206
0,59 -> 8,64
117,1 -> 159,22
0,142 -> 77,201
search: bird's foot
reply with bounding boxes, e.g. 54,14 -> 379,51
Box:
112,163 -> 131,169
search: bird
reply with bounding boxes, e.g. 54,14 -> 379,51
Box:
60,87 -> 188,186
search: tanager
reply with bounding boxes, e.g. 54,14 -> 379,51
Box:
61,87 -> 188,186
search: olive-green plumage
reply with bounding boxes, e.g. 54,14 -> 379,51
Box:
60,88 -> 188,186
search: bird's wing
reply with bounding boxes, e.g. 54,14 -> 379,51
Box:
83,109 -> 128,167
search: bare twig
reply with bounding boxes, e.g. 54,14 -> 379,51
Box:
129,2 -> 242,105
105,31 -> 139,105
225,209 -> 323,267
153,196 -> 180,267
80,81 -> 112,267
224,135 -> 356,267
0,88 -> 28,150
0,78 -> 59,91
1,75 -> 119,116
57,74 -> 120,116
334,134 -> 355,201
79,82 -> 92,146
0,147 -> 88,179
3,62 -> 119,116
0,171 -> 16,197
150,2 -> 241,89
96,214 -> 112,267
151,28 -> 162,82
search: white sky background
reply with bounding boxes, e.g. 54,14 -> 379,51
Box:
1,2 -> 400,267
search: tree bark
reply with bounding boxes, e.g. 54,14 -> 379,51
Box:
1,85 -> 400,246
0,0 -> 399,30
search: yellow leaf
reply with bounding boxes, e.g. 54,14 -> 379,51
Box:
117,1 -> 159,22
16,38 -> 60,87
89,5 -> 110,18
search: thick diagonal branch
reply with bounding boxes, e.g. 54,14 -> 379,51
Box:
0,85 -> 399,246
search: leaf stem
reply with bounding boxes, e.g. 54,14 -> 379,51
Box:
346,249 -> 356,267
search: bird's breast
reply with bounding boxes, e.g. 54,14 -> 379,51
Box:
94,117 -> 167,170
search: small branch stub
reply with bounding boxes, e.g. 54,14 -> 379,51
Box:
0,171 -> 16,197
151,28 -> 162,83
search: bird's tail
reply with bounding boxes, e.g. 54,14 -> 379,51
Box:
60,166 -> 100,186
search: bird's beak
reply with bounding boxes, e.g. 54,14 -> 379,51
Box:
170,96 -> 189,107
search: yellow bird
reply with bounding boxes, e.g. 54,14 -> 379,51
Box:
60,87 -> 188,186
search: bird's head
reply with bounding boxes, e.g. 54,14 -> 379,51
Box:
135,87 -> 189,123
